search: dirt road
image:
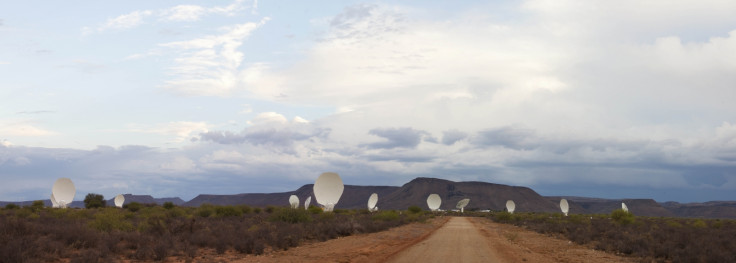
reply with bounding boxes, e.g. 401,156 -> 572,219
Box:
170,216 -> 633,262
386,217 -> 501,262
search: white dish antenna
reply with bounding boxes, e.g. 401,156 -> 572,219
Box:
50,194 -> 59,208
456,198 -> 470,213
560,199 -> 569,216
506,200 -> 516,214
367,193 -> 378,212
51,178 -> 75,208
114,194 -> 125,208
313,172 -> 344,212
289,195 -> 300,209
622,202 -> 629,212
426,194 -> 441,211
304,196 -> 312,210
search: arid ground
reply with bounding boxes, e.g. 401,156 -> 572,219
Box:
178,216 -> 633,263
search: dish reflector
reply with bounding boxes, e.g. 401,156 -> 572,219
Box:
427,194 -> 441,211
456,198 -> 470,213
289,195 -> 299,209
114,194 -> 125,208
506,200 -> 516,214
560,199 -> 569,216
367,193 -> 378,211
622,202 -> 628,212
313,172 -> 344,212
50,194 -> 59,208
305,196 -> 311,210
52,178 -> 75,208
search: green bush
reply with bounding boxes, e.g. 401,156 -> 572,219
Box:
5,203 -> 19,209
84,193 -> 106,209
270,208 -> 312,224
691,219 -> 707,228
307,205 -> 323,214
265,206 -> 275,213
125,202 -> 143,212
493,211 -> 514,222
253,207 -> 262,214
407,205 -> 422,214
215,206 -> 243,217
29,200 -> 45,212
611,209 -> 635,225
197,205 -> 215,218
163,202 -> 175,209
372,210 -> 399,221
89,208 -> 134,232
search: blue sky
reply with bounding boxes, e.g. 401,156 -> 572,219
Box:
1,0 -> 735,203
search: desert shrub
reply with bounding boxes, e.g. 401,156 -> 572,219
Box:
265,206 -> 276,213
89,208 -> 134,232
215,206 -> 242,217
163,202 -> 175,209
84,193 -> 106,209
196,204 -> 215,218
29,200 -> 46,211
307,205 -> 323,214
125,202 -> 143,212
253,207 -> 262,213
372,210 -> 399,221
491,211 -> 515,222
611,209 -> 635,225
690,219 -> 707,228
333,209 -> 349,214
239,205 -> 252,214
5,203 -> 19,209
407,205 -> 422,214
270,207 -> 312,224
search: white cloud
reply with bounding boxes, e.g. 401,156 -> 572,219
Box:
160,0 -> 246,22
127,121 -> 209,143
84,0 -> 249,34
86,10 -> 153,34
0,121 -> 55,136
160,18 -> 269,96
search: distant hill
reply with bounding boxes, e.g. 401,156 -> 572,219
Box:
661,201 -> 736,219
105,194 -> 186,207
379,177 -> 559,212
185,184 -> 399,209
3,178 -> 736,219
548,196 -> 674,217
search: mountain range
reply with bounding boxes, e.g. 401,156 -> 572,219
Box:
3,177 -> 735,219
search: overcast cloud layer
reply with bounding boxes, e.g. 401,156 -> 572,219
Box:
1,0 -> 735,202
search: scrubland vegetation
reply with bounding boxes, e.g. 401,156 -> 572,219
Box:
488,209 -> 736,262
0,203 -> 429,262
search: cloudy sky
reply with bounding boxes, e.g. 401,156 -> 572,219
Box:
2,0 -> 735,203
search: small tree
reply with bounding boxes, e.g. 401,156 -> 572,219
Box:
163,202 -> 175,209
29,200 -> 45,212
84,193 -> 106,209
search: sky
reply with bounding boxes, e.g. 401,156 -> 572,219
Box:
1,0 -> 735,203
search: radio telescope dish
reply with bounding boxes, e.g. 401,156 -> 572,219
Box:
367,193 -> 378,211
50,194 -> 59,208
456,198 -> 470,213
304,196 -> 312,210
51,178 -> 75,208
313,172 -> 344,212
114,194 -> 125,208
560,199 -> 569,216
506,200 -> 516,214
427,194 -> 441,211
289,195 -> 299,209
622,202 -> 629,212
